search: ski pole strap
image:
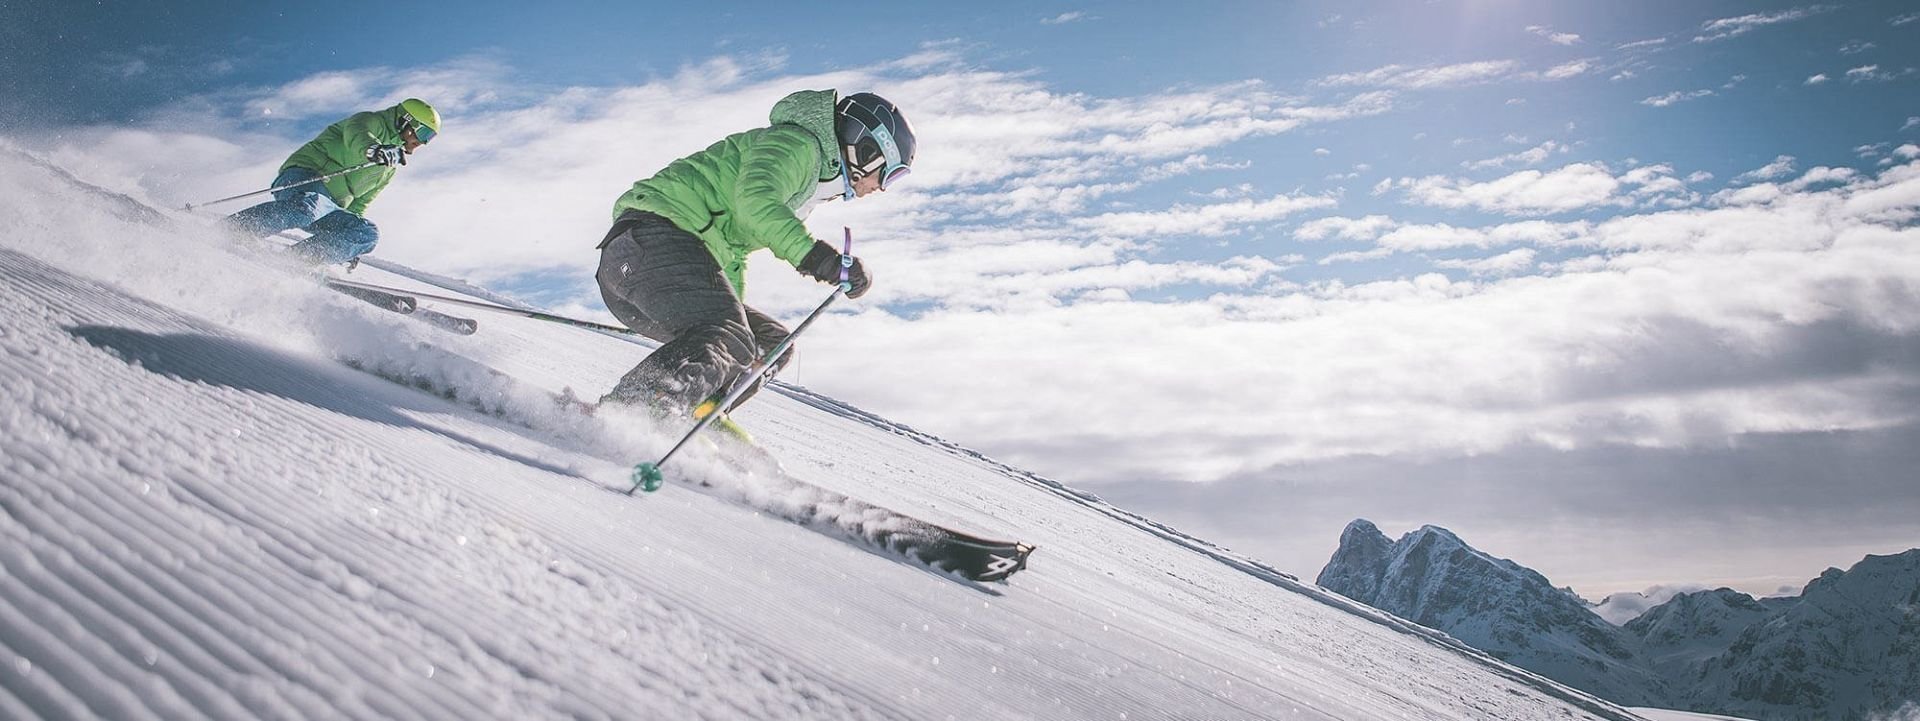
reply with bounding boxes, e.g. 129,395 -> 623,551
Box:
839,227 -> 853,293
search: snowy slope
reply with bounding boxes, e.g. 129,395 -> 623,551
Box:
0,147 -> 1646,720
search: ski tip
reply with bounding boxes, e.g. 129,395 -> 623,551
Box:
969,542 -> 1036,583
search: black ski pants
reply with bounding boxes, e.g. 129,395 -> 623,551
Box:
595,211 -> 792,412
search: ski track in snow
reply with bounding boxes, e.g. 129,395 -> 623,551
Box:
0,147 -> 1653,720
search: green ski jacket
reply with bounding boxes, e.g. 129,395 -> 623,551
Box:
281,102 -> 409,215
612,89 -> 845,294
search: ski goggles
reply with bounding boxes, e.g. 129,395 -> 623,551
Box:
881,164 -> 911,190
409,121 -> 437,144
848,141 -> 911,190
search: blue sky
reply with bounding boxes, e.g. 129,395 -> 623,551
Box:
6,0 -> 1920,594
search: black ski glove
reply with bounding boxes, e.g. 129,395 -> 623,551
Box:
799,240 -> 872,299
366,144 -> 407,166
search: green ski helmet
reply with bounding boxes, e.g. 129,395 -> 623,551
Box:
398,98 -> 440,143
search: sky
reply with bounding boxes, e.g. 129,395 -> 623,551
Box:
3,0 -> 1919,596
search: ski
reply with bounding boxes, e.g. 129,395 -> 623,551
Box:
879,521 -> 1035,583
404,307 -> 480,335
321,279 -> 478,335
680,437 -> 1037,583
332,352 -> 1035,582
325,279 -> 417,313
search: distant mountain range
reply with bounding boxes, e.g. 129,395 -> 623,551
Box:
1317,519 -> 1920,721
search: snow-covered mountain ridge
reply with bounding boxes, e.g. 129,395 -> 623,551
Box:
1317,520 -> 1667,705
1317,519 -> 1920,721
0,146 -> 1645,719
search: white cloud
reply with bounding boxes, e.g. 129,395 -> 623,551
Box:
1464,140 -> 1569,170
1543,59 -> 1595,80
1313,147 -> 1331,156
1072,194 -> 1337,238
1735,155 -> 1797,184
1695,6 -> 1833,43
1904,117 -> 1920,131
1806,74 -> 1830,85
1200,183 -> 1258,199
1846,64 -> 1894,83
1526,25 -> 1582,45
1139,154 -> 1250,182
1640,89 -> 1713,107
1393,163 -> 1626,215
1787,166 -> 1858,191
1378,223 -> 1502,252
1294,215 -> 1398,242
1316,247 -> 1394,265
1616,38 -> 1668,51
1315,60 -> 1524,89
1839,40 -> 1876,55
1386,163 -> 1700,217
1893,12 -> 1920,26
1040,11 -> 1087,25
1435,248 -> 1539,277
1365,220 -> 1589,254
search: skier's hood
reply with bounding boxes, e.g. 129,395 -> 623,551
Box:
380,101 -> 410,128
769,89 -> 842,180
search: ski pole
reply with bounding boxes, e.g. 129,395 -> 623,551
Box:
323,277 -> 640,336
628,228 -> 856,494
181,162 -> 378,211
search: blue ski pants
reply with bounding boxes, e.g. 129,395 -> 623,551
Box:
225,167 -> 379,264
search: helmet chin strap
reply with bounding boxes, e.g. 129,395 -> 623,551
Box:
839,145 -> 859,200
839,143 -> 886,200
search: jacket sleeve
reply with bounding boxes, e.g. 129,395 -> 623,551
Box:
732,127 -> 824,267
338,112 -> 394,214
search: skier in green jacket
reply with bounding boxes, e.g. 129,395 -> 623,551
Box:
596,90 -> 915,424
225,98 -> 440,264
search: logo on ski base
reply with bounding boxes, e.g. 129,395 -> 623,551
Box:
983,553 -> 1021,579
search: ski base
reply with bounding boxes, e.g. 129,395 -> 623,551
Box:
323,280 -> 477,335
639,438 -> 1037,583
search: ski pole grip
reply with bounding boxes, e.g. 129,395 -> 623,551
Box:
839,227 -> 853,292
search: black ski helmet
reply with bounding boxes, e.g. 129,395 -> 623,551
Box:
836,92 -> 916,189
